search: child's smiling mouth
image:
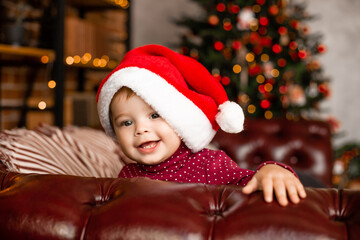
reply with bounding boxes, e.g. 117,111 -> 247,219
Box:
138,140 -> 160,152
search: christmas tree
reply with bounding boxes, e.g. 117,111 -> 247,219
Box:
178,0 -> 329,120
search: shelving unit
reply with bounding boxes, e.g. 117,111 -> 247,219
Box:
0,0 -> 65,129
0,43 -> 57,127
0,0 -> 130,130
63,0 -> 129,127
0,44 -> 55,60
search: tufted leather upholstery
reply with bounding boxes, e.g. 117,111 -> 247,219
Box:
211,118 -> 333,187
0,120 -> 351,239
0,172 -> 359,240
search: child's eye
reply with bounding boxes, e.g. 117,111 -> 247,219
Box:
121,120 -> 133,127
150,113 -> 160,119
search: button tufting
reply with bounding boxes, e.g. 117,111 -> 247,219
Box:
208,209 -> 223,217
87,194 -> 111,207
289,156 -> 299,165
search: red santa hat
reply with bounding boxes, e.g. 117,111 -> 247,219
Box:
97,44 -> 244,152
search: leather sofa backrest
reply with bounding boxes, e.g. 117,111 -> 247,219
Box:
211,119 -> 333,187
0,173 -> 358,240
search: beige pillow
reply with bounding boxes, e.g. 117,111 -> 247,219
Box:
0,125 -> 124,178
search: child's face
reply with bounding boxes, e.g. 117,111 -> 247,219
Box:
110,90 -> 181,165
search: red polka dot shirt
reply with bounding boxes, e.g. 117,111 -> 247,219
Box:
118,143 -> 296,186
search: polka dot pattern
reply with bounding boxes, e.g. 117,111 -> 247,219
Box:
119,143 -> 296,186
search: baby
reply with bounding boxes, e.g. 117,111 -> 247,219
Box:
97,44 -> 306,206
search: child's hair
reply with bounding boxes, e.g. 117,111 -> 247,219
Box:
109,87 -> 136,129
114,86 -> 136,100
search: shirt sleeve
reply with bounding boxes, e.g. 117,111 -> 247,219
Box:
255,161 -> 299,178
205,150 -> 299,186
205,150 -> 255,186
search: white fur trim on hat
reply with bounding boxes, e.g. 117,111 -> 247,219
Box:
216,101 -> 245,133
97,67 -> 216,152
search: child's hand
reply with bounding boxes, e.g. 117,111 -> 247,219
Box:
242,164 -> 307,206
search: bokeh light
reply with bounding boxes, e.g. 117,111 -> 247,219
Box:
38,101 -> 46,110
48,80 -> 56,89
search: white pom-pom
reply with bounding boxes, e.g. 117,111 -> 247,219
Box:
215,101 -> 245,133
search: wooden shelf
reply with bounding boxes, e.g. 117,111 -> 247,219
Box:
0,44 -> 55,62
68,0 -> 129,9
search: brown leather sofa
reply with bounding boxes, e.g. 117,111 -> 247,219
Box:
0,119 -> 359,240
212,118 -> 334,187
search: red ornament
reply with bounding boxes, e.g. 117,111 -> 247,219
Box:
221,76 -> 231,85
278,26 -> 288,35
216,3 -> 226,12
289,50 -> 298,61
260,99 -> 271,109
279,85 -> 287,94
266,78 -> 275,85
269,5 -> 279,15
259,26 -> 267,35
230,5 -> 240,14
250,32 -> 261,45
214,41 -> 224,51
256,0 -> 266,5
253,46 -> 263,55
317,44 -> 327,54
213,74 -> 221,82
290,20 -> 299,29
298,50 -> 307,59
260,37 -> 272,47
272,44 -> 282,53
258,84 -> 266,93
223,22 -> 232,31
232,40 -> 242,50
259,17 -> 269,26
318,84 -> 330,96
289,41 -> 298,50
277,58 -> 287,67
248,64 -> 262,76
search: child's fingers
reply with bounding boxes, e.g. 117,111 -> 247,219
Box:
273,178 -> 288,206
261,178 -> 274,203
285,180 -> 300,204
242,166 -> 307,207
296,180 -> 307,199
242,177 -> 258,194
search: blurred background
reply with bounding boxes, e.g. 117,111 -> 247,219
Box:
0,0 -> 359,148
131,0 -> 360,149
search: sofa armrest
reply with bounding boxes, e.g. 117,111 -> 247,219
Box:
0,172 -> 358,239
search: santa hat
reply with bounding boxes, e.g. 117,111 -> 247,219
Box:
97,44 -> 244,152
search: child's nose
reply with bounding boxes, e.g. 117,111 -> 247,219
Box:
135,122 -> 150,136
